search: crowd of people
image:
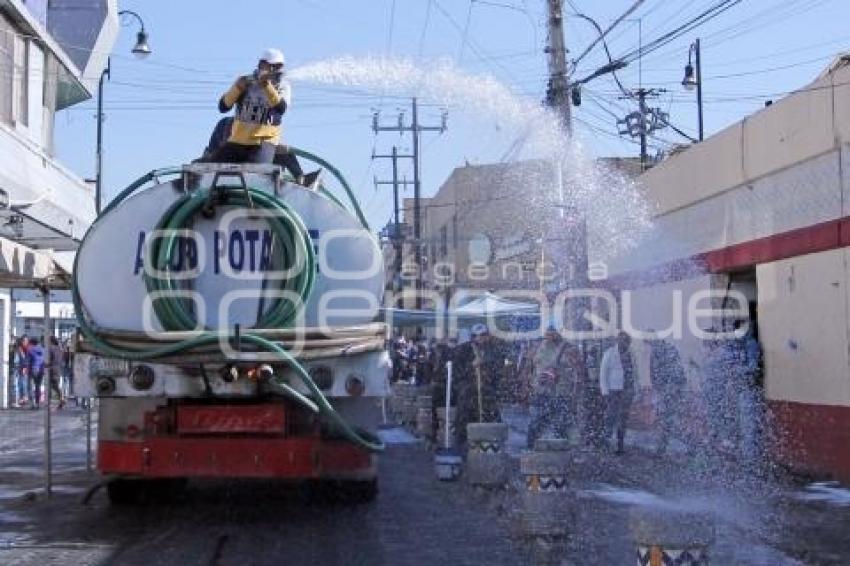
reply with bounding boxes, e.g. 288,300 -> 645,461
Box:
389,321 -> 765,460
9,334 -> 75,410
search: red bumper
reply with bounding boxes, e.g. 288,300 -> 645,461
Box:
99,437 -> 373,479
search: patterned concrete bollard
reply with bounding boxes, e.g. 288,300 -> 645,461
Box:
414,395 -> 433,438
466,422 -> 509,488
389,383 -> 415,424
519,450 -> 572,540
435,407 -> 457,449
629,508 -> 714,566
401,386 -> 422,427
416,407 -> 434,439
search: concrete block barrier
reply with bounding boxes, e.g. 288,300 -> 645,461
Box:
629,508 -> 714,566
466,422 -> 509,487
518,451 -> 573,539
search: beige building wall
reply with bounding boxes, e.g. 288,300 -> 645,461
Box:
641,55 -> 850,219
756,248 -> 850,407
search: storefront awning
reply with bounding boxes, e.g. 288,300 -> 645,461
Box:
0,236 -> 71,289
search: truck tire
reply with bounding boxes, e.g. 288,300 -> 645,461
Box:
309,478 -> 378,504
107,478 -> 187,505
106,479 -> 142,505
340,478 -> 378,503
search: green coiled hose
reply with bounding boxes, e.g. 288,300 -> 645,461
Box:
72,157 -> 384,452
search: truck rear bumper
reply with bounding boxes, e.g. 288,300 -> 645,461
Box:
99,437 -> 375,480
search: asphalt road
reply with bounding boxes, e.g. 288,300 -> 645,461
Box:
3,407 -> 850,565
0,408 -> 528,565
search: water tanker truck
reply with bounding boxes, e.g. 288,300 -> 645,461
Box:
72,156 -> 388,504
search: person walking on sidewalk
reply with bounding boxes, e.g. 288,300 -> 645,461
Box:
48,336 -> 66,410
27,338 -> 45,410
13,336 -> 30,407
600,331 -> 637,455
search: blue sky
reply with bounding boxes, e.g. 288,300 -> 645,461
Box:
55,0 -> 849,232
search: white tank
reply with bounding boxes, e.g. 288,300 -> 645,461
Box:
76,165 -> 384,332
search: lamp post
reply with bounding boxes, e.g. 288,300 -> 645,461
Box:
95,10 -> 151,215
682,38 -> 703,141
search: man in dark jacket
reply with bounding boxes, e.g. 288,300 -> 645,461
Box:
454,324 -> 510,443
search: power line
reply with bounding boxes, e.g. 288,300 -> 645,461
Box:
387,0 -> 397,53
616,0 -> 742,65
637,0 -> 834,67
418,0 -> 434,57
458,1 -> 474,62
571,0 -> 647,67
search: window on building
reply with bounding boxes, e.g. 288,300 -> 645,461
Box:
440,225 -> 448,257
41,49 -> 56,154
452,214 -> 457,247
12,33 -> 29,127
0,14 -> 14,124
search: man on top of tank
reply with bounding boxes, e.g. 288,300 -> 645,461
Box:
207,48 -> 291,164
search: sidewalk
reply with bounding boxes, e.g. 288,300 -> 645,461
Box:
495,403 -> 850,564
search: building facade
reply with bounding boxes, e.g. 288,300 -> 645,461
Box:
0,0 -> 117,406
608,55 -> 850,480
386,158 -> 640,307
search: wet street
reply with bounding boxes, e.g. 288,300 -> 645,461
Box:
2,408 -> 850,565
0,409 -> 526,565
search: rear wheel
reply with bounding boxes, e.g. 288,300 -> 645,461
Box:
341,478 -> 378,503
106,478 -> 187,505
308,478 -> 378,504
106,479 -> 142,505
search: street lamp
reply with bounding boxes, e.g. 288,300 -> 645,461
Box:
96,10 -> 152,214
682,38 -> 703,141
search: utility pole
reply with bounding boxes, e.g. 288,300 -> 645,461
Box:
545,0 -> 571,132
372,99 -> 447,308
617,88 -> 668,170
373,147 -> 414,302
638,90 -> 648,168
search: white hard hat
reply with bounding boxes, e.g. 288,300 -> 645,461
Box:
259,48 -> 285,66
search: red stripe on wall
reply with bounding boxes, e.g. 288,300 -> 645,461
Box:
768,399 -> 850,482
606,215 -> 850,289
703,217 -> 850,273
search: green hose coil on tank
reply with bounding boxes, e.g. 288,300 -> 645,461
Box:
72,165 -> 384,453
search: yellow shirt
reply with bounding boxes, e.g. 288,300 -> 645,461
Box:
220,77 -> 289,145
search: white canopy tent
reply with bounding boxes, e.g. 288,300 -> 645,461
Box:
381,291 -> 540,330
451,292 -> 540,316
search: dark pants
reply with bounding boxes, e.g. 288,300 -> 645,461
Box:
655,389 -> 681,454
208,141 -> 275,164
456,390 -> 500,445
605,390 -> 634,451
32,369 -> 44,407
527,393 -> 573,448
274,148 -> 304,178
49,369 -> 64,402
